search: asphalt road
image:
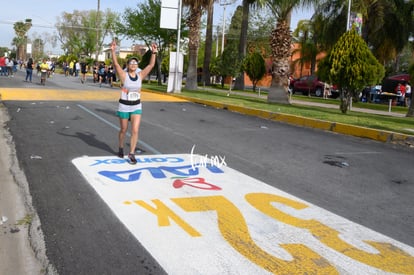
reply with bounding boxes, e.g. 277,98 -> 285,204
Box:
1,69 -> 414,274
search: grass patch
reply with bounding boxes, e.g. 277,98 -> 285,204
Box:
16,214 -> 33,226
142,83 -> 414,135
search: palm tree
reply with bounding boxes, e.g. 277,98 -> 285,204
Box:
183,0 -> 211,90
265,0 -> 315,104
233,0 -> 258,90
316,0 -> 414,69
13,19 -> 32,61
202,0 -> 216,86
291,20 -> 314,77
291,14 -> 327,77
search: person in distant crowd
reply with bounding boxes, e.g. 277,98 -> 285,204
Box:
75,61 -> 80,77
405,82 -> 411,107
72,60 -> 77,76
36,60 -> 41,75
0,55 -> 6,76
46,59 -> 53,77
361,86 -> 370,102
323,82 -> 331,99
62,61 -> 68,76
25,57 -> 34,82
39,59 -> 49,85
80,60 -> 87,83
98,62 -> 106,87
395,83 -> 406,106
6,57 -> 14,77
106,63 -> 116,87
92,62 -> 99,83
12,58 -> 18,73
110,39 -> 157,164
69,60 -> 74,76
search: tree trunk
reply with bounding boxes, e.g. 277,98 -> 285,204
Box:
339,89 -> 350,114
406,94 -> 414,117
202,1 -> 214,86
268,18 -> 291,105
267,71 -> 290,104
186,47 -> 199,90
234,0 -> 249,91
156,55 -> 162,86
185,7 -> 202,91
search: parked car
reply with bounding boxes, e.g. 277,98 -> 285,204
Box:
292,75 -> 339,98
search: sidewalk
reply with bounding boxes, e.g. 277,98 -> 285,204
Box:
204,87 -> 406,117
291,99 -> 406,117
0,105 -> 53,274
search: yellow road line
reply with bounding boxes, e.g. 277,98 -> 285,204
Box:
0,88 -> 188,102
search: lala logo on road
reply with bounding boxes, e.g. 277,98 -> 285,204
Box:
72,154 -> 414,275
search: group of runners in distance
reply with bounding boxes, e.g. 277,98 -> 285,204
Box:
60,60 -> 116,87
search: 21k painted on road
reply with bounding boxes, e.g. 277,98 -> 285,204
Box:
73,154 -> 414,274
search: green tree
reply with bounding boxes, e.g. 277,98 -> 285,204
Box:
292,14 -> 327,77
118,0 -> 182,85
31,37 -> 45,61
56,9 -> 118,57
212,43 -> 241,89
243,51 -> 266,92
318,27 -> 385,113
315,0 -> 414,72
292,20 -> 315,77
247,7 -> 274,54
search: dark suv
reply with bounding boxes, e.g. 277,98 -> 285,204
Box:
292,75 -> 339,98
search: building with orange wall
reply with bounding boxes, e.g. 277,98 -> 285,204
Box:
243,43 -> 326,88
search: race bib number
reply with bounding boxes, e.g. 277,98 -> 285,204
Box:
127,91 -> 140,101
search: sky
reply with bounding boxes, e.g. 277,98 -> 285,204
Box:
0,0 -> 313,55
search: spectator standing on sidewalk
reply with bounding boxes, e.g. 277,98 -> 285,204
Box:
323,82 -> 331,99
25,58 -> 34,82
405,82 -> 411,107
395,83 -> 406,106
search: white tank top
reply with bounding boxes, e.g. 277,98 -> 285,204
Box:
118,72 -> 142,113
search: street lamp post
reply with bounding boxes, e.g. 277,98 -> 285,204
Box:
346,0 -> 351,31
219,0 -> 233,54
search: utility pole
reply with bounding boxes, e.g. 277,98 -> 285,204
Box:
219,0 -> 233,54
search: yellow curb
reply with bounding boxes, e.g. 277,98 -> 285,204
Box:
0,88 -> 188,102
160,92 -> 414,146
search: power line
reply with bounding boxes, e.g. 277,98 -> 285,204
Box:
0,20 -> 103,31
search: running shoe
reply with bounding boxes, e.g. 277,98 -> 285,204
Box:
128,153 -> 137,164
118,148 -> 124,158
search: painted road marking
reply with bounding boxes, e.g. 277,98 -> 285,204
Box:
0,88 -> 187,102
72,154 -> 414,274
